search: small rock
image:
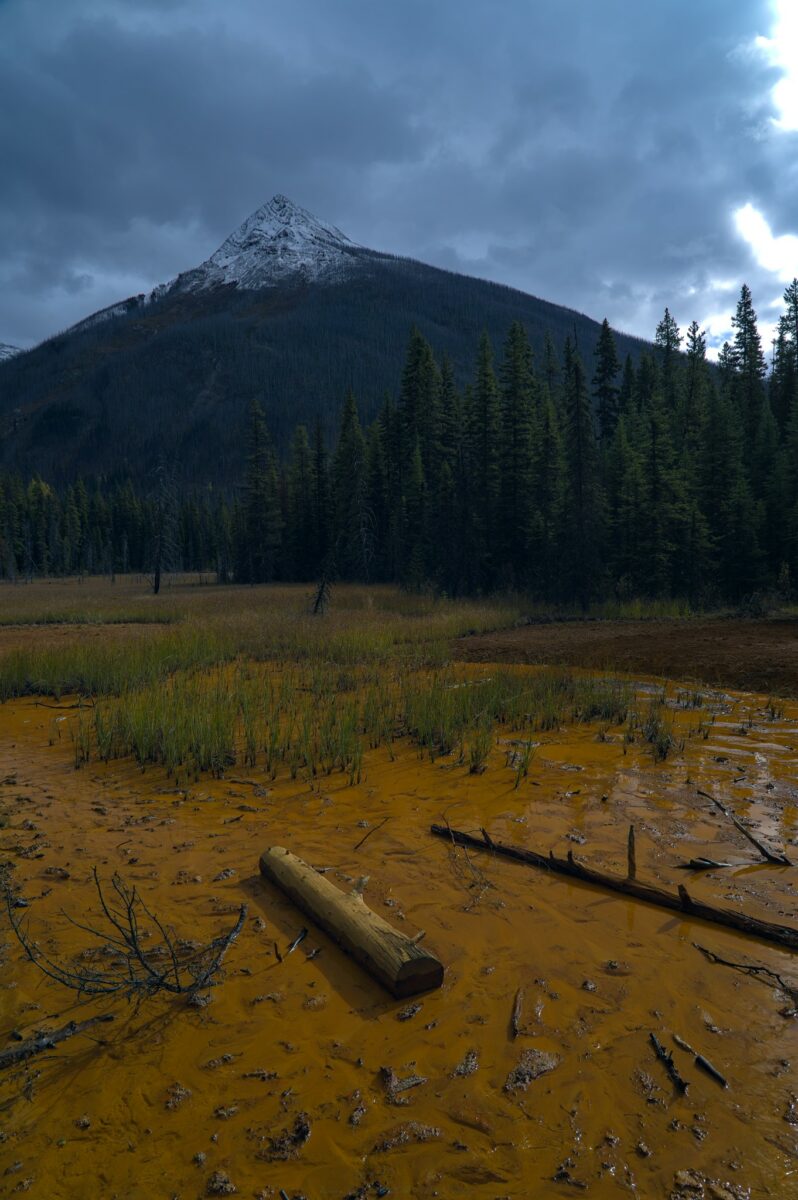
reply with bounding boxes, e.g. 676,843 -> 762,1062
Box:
206,1171 -> 236,1196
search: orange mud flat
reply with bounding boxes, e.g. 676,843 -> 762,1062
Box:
456,616 -> 798,697
1,677 -> 798,1199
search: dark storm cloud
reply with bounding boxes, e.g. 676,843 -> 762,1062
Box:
0,0 -> 794,351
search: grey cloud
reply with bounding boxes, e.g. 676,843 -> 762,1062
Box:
0,0 -> 795,353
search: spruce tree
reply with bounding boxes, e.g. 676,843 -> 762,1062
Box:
562,337 -> 603,606
331,392 -> 370,579
238,399 -> 282,584
592,318 -> 621,441
499,322 -> 537,585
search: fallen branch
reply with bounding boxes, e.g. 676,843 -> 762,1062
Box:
676,858 -> 734,871
0,1013 -> 114,1071
650,1032 -> 688,1093
511,987 -> 524,1039
698,789 -> 791,866
694,943 -> 798,1007
672,1033 -> 728,1088
354,816 -> 391,852
429,825 -> 798,952
4,869 -> 246,999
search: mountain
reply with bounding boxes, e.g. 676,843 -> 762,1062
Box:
0,344 -> 20,363
0,196 -> 648,487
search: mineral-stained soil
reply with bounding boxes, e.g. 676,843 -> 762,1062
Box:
1,671 -> 797,1198
457,616 -> 798,697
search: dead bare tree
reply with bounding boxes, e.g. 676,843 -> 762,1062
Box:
4,868 -> 246,1003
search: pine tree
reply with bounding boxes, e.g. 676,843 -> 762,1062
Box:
730,283 -> 767,451
331,392 -> 370,579
285,425 -> 315,579
499,322 -> 537,585
592,318 -> 621,441
562,337 -> 603,606
468,331 -> 502,587
238,399 -> 282,584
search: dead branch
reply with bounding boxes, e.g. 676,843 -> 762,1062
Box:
697,789 -> 791,865
353,816 -> 391,852
650,1032 -> 688,1093
511,987 -> 524,1039
693,943 -> 798,1007
0,1014 -> 114,1071
3,869 -> 246,1001
430,824 -> 798,952
672,1033 -> 728,1088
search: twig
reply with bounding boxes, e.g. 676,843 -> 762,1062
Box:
697,789 -> 791,865
672,1033 -> 728,1088
354,817 -> 391,852
694,943 -> 798,1007
649,1032 -> 688,1093
511,987 -> 524,1039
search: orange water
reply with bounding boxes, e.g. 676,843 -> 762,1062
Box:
1,672 -> 796,1198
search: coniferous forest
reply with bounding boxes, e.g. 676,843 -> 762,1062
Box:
2,279 -> 798,608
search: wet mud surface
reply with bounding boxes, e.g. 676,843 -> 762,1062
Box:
457,617 -> 798,697
1,671 -> 797,1198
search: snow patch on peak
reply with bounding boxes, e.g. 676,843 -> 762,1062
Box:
0,342 -> 20,363
173,194 -> 362,294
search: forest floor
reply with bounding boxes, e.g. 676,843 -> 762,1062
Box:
458,614 -> 798,697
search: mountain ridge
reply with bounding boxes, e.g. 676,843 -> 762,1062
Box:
0,195 -> 649,486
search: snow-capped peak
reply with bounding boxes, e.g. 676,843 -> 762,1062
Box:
172,194 -> 362,293
0,342 -> 20,363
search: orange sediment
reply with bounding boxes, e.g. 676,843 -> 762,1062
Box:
1,670 -> 797,1198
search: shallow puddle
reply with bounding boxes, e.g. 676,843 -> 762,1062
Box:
1,667 -> 797,1198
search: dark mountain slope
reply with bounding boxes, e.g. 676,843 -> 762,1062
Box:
0,200 -> 648,486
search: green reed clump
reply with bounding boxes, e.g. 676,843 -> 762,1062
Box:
0,625 -> 233,700
71,659 -> 637,785
468,718 -> 493,774
636,696 -> 679,762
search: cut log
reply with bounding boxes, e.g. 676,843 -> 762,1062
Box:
259,846 -> 444,998
429,825 -> 798,952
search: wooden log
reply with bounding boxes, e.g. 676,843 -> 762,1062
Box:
259,846 -> 444,998
627,824 -> 636,880
429,825 -> 798,952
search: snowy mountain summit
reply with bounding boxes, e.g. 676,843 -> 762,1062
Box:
172,194 -> 363,294
0,343 -> 20,363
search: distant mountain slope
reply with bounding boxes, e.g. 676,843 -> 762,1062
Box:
0,196 -> 648,486
0,343 -> 19,363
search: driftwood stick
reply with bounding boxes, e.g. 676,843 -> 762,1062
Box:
650,1032 -> 688,1093
672,1033 -> 728,1088
511,987 -> 524,1039
353,816 -> 391,852
429,825 -> 798,952
0,1014 -> 114,1070
676,858 -> 734,871
694,943 -> 798,1005
627,825 -> 636,880
698,789 -> 791,866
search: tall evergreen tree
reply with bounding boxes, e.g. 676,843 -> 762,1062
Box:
592,318 -> 621,441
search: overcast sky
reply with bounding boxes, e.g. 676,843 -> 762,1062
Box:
1,0 -> 797,356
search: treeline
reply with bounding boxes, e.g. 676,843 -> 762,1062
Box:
3,279 -> 798,605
